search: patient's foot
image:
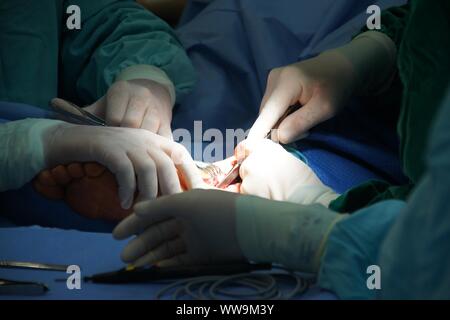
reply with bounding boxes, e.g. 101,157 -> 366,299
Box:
34,163 -> 132,221
34,159 -> 239,222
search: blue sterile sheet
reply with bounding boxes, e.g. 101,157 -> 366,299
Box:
0,226 -> 337,300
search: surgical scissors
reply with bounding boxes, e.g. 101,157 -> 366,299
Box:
50,98 -> 106,126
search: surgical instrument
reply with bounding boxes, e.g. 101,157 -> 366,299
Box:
215,161 -> 241,189
215,104 -> 302,188
194,161 -> 224,178
50,98 -> 106,126
0,260 -> 69,272
85,263 -> 272,284
0,278 -> 49,296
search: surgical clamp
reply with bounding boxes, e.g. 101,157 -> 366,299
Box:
50,98 -> 106,126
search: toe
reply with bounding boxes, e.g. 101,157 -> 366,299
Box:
33,179 -> 64,200
51,165 -> 72,186
36,170 -> 58,187
84,163 -> 106,177
67,163 -> 84,179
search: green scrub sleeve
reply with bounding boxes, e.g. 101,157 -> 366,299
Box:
362,4 -> 411,47
0,119 -> 62,192
331,0 -> 450,213
318,200 -> 404,299
378,89 -> 450,299
60,0 -> 196,105
320,89 -> 450,299
235,196 -> 345,274
329,181 -> 412,213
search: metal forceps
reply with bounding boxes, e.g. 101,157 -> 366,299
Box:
0,261 -> 70,296
0,278 -> 49,296
215,161 -> 242,189
0,260 -> 69,272
50,98 -> 106,126
215,104 -> 301,189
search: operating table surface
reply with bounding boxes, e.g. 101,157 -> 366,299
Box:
0,224 -> 337,300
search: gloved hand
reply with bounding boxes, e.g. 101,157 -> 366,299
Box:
247,52 -> 356,143
236,139 -> 339,206
42,122 -> 203,209
113,190 -> 246,267
113,189 -> 346,273
83,78 -> 174,139
248,31 -> 397,143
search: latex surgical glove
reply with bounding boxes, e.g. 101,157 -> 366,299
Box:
114,189 -> 346,273
84,78 -> 174,139
43,122 -> 203,209
248,31 -> 397,143
236,139 -> 339,206
236,196 -> 347,273
0,119 -> 61,192
113,190 -> 246,267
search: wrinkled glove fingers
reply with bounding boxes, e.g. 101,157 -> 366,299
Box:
127,152 -> 158,201
106,82 -> 129,126
148,149 -> 182,195
120,219 -> 182,263
132,237 -> 186,267
113,212 -> 171,240
122,97 -> 147,128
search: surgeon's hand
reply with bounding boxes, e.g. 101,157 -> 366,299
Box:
43,123 -> 202,209
248,51 -> 357,143
236,139 -> 324,201
85,79 -> 174,139
113,190 -> 246,267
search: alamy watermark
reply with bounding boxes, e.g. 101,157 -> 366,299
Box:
173,121 -> 249,163
366,5 -> 381,30
366,265 -> 381,290
66,5 -> 81,30
66,265 -> 82,290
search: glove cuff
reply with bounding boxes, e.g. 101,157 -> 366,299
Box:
287,184 -> 340,207
116,64 -> 176,106
324,31 -> 397,95
0,119 -> 62,192
236,196 -> 346,273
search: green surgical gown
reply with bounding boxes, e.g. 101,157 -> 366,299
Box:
330,0 -> 450,213
0,0 -> 196,109
319,86 -> 450,299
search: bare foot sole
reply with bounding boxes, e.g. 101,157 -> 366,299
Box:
34,163 -> 132,221
33,159 -> 240,222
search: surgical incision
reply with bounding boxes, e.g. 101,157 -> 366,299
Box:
33,159 -> 240,222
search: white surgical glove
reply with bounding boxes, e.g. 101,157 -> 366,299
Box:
0,119 -> 61,192
82,66 -> 175,139
248,31 -> 397,143
113,189 -> 346,273
43,122 -> 202,209
237,139 -> 339,206
236,196 -> 347,273
113,190 -> 246,267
